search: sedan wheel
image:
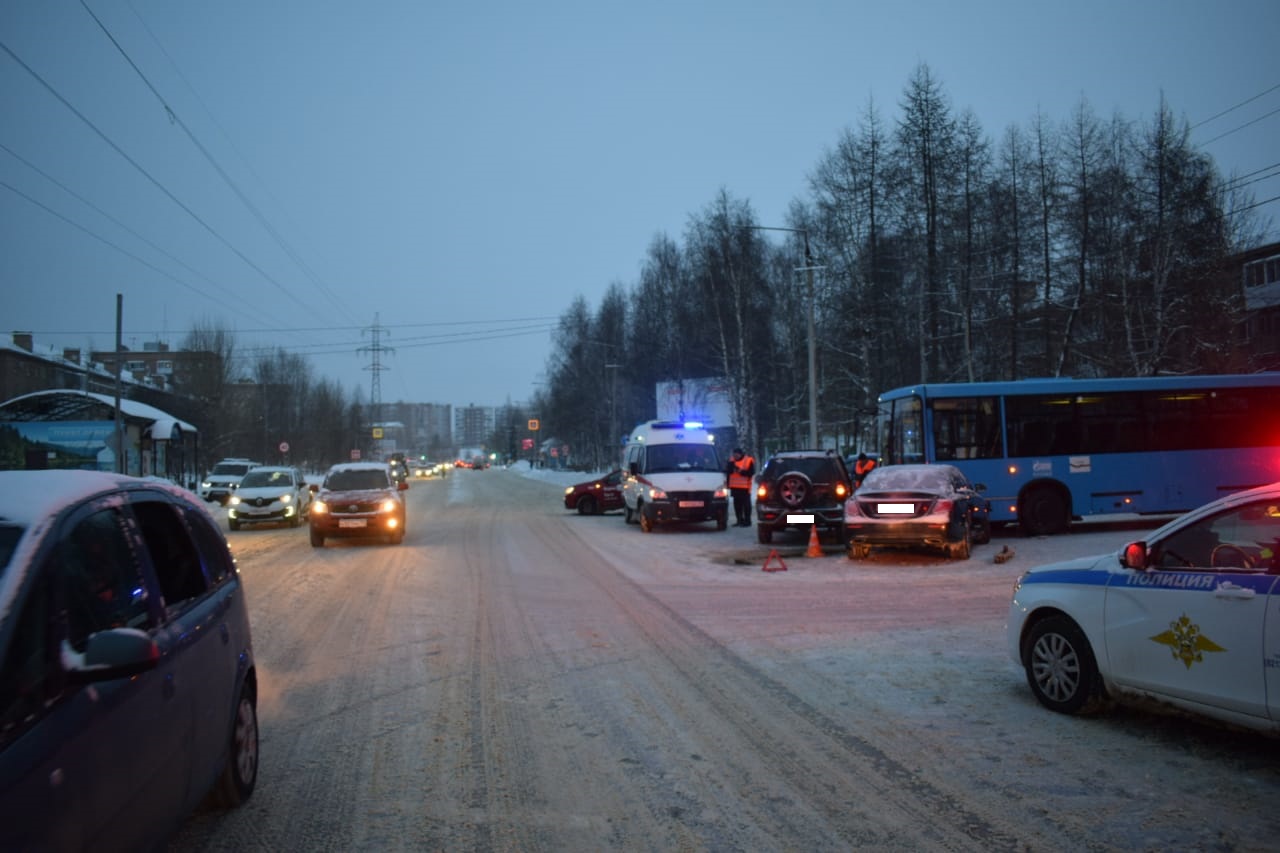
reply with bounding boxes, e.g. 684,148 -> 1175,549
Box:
1023,615 -> 1108,715
577,495 -> 597,515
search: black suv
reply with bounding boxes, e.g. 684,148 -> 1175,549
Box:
754,450 -> 854,545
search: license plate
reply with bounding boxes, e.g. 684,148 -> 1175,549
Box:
877,503 -> 915,514
338,518 -> 367,528
678,500 -> 704,508
787,514 -> 815,524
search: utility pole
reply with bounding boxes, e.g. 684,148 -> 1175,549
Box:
359,315 -> 394,458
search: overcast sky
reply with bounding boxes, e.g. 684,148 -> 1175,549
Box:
3,0 -> 1278,410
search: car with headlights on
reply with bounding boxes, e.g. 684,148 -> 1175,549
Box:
844,463 -> 991,559
199,457 -> 262,505
0,470 -> 259,851
754,450 -> 853,544
309,462 -> 407,547
564,469 -> 625,515
1007,481 -> 1280,733
227,465 -> 311,530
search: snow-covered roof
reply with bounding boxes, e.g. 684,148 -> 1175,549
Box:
0,389 -> 197,435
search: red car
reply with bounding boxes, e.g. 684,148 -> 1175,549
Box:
309,462 -> 408,547
563,469 -> 625,515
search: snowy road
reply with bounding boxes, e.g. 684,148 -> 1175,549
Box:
168,467 -> 1278,851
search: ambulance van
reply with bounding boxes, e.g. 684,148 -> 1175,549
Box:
620,420 -> 729,532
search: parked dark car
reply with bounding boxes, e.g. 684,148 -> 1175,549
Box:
844,463 -> 991,559
309,462 -> 408,547
0,470 -> 259,851
564,469 -> 625,515
754,450 -> 854,545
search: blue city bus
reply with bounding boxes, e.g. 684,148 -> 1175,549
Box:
875,374 -> 1280,535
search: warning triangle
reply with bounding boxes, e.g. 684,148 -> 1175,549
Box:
762,549 -> 788,572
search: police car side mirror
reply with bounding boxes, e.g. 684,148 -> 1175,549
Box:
1122,541 -> 1148,570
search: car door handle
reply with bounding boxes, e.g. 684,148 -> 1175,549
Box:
1214,581 -> 1256,599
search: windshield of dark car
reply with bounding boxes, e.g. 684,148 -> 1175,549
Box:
0,523 -> 22,573
645,444 -> 721,473
326,469 -> 391,491
240,470 -> 291,488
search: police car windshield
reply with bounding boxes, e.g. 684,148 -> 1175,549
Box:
647,444 -> 720,473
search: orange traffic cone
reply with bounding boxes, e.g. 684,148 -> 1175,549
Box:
806,524 -> 823,558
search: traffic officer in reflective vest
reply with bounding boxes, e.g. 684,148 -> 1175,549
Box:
726,447 -> 756,527
853,452 -> 877,489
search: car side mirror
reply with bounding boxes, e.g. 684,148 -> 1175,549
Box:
66,629 -> 160,684
398,480 -> 409,491
1122,541 -> 1148,570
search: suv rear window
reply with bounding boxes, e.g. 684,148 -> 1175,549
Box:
761,457 -> 841,480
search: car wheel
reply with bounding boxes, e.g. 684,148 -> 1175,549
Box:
578,495 -> 597,515
209,680 -> 259,808
624,503 -> 636,524
639,505 -> 653,533
1022,615 -> 1108,715
757,524 -> 773,544
973,515 -> 992,545
1020,487 -> 1068,536
229,519 -> 240,531
777,472 -> 811,509
289,513 -> 301,528
309,528 -> 324,548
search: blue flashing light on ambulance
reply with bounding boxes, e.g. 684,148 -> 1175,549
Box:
874,373 -> 1280,535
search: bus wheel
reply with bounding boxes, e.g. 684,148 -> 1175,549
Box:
1020,487 -> 1068,536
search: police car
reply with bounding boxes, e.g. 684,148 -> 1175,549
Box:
1007,481 -> 1280,734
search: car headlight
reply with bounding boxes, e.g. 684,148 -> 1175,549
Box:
312,500 -> 329,514
565,486 -> 574,495
280,494 -> 292,504
201,481 -> 211,489
229,495 -> 242,506
380,498 -> 399,513
714,486 -> 728,499
648,487 -> 668,500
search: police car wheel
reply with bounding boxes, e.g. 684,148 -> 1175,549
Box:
639,506 -> 653,533
1023,615 -> 1107,715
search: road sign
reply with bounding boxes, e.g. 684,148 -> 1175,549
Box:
279,441 -> 290,453
351,449 -> 361,460
528,419 -> 540,431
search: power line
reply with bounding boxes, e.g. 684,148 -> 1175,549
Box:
1191,82 -> 1280,129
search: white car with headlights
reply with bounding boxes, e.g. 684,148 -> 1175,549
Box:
1007,481 -> 1280,734
227,466 -> 311,530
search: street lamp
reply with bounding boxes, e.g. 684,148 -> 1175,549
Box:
746,226 -> 823,448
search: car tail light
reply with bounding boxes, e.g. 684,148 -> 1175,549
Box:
756,484 -> 769,500
933,499 -> 953,514
845,499 -> 866,519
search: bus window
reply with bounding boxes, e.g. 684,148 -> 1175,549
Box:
931,397 -> 1001,460
878,395 -> 924,464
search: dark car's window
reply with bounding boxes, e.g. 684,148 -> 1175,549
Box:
0,568 -> 55,746
862,466 -> 949,492
0,523 -> 23,576
327,469 -> 391,490
183,506 -> 234,585
63,509 -> 151,652
763,458 -> 844,481
134,501 -> 209,610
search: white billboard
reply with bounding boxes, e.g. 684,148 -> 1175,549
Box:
655,378 -> 733,426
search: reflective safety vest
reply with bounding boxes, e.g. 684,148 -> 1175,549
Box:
855,458 -> 877,478
728,456 -> 755,491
